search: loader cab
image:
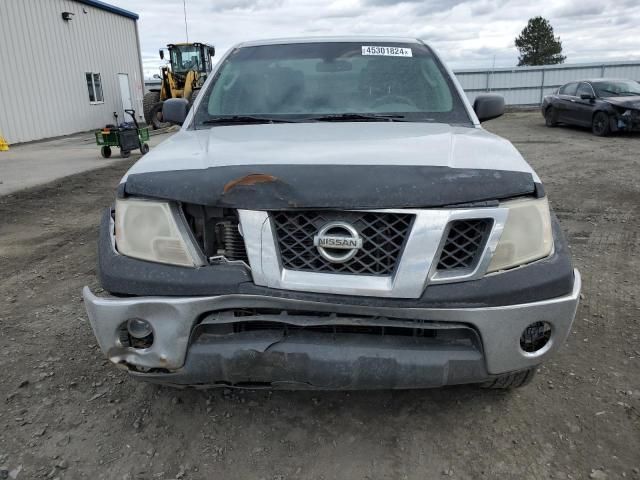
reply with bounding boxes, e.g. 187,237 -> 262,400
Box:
144,42 -> 215,129
163,43 -> 215,76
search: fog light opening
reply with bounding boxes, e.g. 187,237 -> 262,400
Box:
520,321 -> 551,353
119,318 -> 154,349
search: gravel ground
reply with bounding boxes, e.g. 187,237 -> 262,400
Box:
0,112 -> 638,479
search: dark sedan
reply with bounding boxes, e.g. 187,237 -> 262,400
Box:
541,78 -> 640,136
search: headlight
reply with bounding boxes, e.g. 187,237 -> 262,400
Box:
487,197 -> 553,273
114,198 -> 202,267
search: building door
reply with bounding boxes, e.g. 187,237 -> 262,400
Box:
118,73 -> 133,118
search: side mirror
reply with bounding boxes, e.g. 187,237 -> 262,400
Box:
473,94 -> 505,122
580,93 -> 595,100
159,49 -> 165,60
208,47 -> 215,57
162,98 -> 189,125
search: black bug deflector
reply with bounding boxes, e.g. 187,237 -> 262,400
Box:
122,164 -> 536,209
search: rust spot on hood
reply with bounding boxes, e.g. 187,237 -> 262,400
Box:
223,174 -> 279,193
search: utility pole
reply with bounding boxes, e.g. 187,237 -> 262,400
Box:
488,54 -> 496,92
183,0 -> 189,43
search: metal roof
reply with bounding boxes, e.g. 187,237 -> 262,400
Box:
74,0 -> 138,20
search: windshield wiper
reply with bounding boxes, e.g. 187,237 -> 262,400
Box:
306,113 -> 407,122
199,113 -> 410,126
200,115 -> 299,125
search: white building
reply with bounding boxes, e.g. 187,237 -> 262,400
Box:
0,0 -> 145,144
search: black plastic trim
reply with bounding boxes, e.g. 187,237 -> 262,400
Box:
131,330 -> 488,389
116,183 -> 126,199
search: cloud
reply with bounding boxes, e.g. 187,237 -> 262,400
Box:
411,0 -> 472,15
106,0 -> 640,76
210,0 -> 284,12
554,0 -> 605,17
324,1 -> 363,18
469,0 -> 509,16
363,0 -> 422,5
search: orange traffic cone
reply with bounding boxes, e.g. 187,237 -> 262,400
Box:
0,133 -> 9,151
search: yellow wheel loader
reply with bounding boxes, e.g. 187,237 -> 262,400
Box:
143,42 -> 215,129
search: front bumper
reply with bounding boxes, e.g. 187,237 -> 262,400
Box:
614,114 -> 640,132
83,269 -> 580,389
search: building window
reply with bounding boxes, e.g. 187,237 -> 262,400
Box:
86,72 -> 104,104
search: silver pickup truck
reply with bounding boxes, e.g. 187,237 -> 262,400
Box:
83,37 -> 580,390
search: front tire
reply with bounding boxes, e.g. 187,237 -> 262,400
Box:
544,107 -> 558,127
592,111 -> 611,136
149,102 -> 170,130
143,91 -> 160,128
481,368 -> 537,389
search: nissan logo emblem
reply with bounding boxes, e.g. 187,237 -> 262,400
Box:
313,222 -> 363,263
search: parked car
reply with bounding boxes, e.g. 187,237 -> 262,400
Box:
542,78 -> 640,136
83,37 -> 580,390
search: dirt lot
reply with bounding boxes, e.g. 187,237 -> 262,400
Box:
0,112 -> 638,480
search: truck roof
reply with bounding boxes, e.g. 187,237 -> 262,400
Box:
237,36 -> 423,48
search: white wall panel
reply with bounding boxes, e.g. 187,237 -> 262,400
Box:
0,0 -> 144,143
455,61 -> 640,106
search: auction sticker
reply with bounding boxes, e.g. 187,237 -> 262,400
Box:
361,46 -> 412,57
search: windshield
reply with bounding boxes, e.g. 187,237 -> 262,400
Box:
592,80 -> 640,97
170,45 -> 201,72
193,42 -> 471,126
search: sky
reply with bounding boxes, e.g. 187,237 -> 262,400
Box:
106,0 -> 640,78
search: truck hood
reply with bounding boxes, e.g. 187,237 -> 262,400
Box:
122,122 -> 541,210
126,122 -> 536,176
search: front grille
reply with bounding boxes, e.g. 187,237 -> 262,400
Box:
436,219 -> 492,271
272,211 -> 413,276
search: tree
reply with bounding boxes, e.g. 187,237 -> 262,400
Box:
515,16 -> 566,66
